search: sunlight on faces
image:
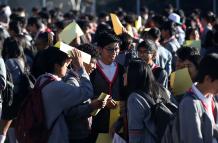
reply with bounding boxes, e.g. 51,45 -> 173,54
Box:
84,58 -> 97,74
55,58 -> 71,78
138,48 -> 154,63
183,59 -> 198,81
101,42 -> 120,64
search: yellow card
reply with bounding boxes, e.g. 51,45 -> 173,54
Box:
126,24 -> 134,37
135,16 -> 142,30
109,101 -> 120,128
96,133 -> 112,143
170,68 -> 193,95
91,93 -> 110,116
184,40 -> 201,49
55,41 -> 91,64
59,22 -> 84,44
110,13 -> 123,35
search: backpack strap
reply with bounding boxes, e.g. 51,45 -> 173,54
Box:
135,90 -> 156,106
35,76 -> 56,91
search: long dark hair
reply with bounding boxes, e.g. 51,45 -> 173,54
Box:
127,58 -> 167,100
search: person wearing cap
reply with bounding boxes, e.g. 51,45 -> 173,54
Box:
89,32 -> 126,143
137,40 -> 168,88
147,27 -> 172,76
168,12 -> 185,45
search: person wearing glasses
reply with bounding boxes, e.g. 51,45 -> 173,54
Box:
89,32 -> 126,143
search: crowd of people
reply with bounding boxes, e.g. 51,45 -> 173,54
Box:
0,3 -> 217,143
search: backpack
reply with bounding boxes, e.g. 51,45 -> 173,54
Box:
136,91 -> 178,143
13,60 -> 35,100
161,91 -> 210,143
2,69 -> 14,107
15,75 -> 56,143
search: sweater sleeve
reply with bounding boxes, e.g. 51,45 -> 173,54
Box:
42,68 -> 93,127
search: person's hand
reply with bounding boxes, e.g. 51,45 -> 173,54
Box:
71,49 -> 84,70
90,99 -> 107,110
106,98 -> 117,109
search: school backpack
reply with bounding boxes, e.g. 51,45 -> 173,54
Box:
136,91 -> 178,143
15,75 -> 56,143
161,91 -> 212,143
1,69 -> 14,107
13,60 -> 35,101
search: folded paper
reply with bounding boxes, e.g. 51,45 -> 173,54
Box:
96,133 -> 112,143
184,40 -> 201,49
59,22 -> 84,44
109,101 -> 120,128
110,13 -> 123,35
55,41 -> 91,64
91,93 -> 110,116
170,68 -> 193,95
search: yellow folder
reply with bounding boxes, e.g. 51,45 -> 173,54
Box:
135,16 -> 142,30
55,41 -> 91,64
91,93 -> 110,116
110,13 -> 123,35
170,68 -> 193,95
183,40 -> 201,49
59,22 -> 84,44
96,133 -> 112,143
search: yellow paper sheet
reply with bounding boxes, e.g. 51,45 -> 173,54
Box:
184,40 -> 201,49
109,101 -> 120,128
170,68 -> 193,95
135,16 -> 142,30
55,41 -> 91,64
110,13 -> 123,35
59,22 -> 84,44
126,24 -> 134,37
96,133 -> 112,143
91,93 -> 110,116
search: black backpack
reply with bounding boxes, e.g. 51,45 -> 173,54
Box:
2,69 -> 14,107
13,60 -> 35,102
136,91 -> 178,143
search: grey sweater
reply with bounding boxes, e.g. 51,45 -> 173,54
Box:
179,94 -> 218,143
63,69 -> 93,140
39,68 -> 93,143
127,92 -> 156,143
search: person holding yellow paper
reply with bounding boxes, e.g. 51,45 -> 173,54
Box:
89,32 -> 126,143
170,46 -> 201,101
179,53 -> 218,143
175,46 -> 201,81
62,43 -> 108,143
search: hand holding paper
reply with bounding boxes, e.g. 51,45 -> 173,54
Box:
55,41 -> 91,64
91,93 -> 110,116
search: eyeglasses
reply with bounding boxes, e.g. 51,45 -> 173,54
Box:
104,47 -> 120,53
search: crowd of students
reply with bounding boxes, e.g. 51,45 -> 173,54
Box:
0,3 -> 217,143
